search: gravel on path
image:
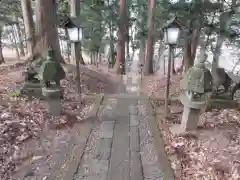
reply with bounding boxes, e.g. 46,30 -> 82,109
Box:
73,98 -> 117,180
73,95 -> 167,180
138,101 -> 165,180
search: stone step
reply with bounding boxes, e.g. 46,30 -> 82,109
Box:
108,116 -> 130,180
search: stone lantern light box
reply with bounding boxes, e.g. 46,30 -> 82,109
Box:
63,17 -> 83,42
163,17 -> 184,46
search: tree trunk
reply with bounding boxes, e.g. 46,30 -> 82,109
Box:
129,25 -> 136,61
98,51 -> 101,66
64,28 -> 71,62
126,40 -> 130,61
211,9 -> 233,75
109,19 -> 115,67
144,0 -> 155,75
109,37 -> 115,67
90,53 -> 93,64
69,0 -> 85,65
163,56 -> 166,75
95,52 -> 98,66
156,42 -> 161,71
212,0 -> 237,73
35,0 -> 64,63
139,39 -> 146,64
156,41 -> 165,73
107,0 -> 115,67
212,38 -> 223,69
0,26 -> 4,64
137,0 -> 146,65
59,38 -> 63,54
21,0 -> 35,56
199,40 -> 206,61
183,19 -> 201,72
126,5 -> 130,61
125,17 -> 130,62
93,53 -> 95,65
183,28 -> 200,72
13,16 -> 25,56
10,26 -> 20,60
183,42 -> 193,71
113,0 -> 126,74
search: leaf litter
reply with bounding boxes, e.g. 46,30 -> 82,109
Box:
145,75 -> 240,180
0,67 -> 112,180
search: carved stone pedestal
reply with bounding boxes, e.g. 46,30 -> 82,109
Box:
181,106 -> 201,131
42,87 -> 63,116
170,95 -> 205,135
23,82 -> 42,98
47,99 -> 62,116
170,107 -> 201,135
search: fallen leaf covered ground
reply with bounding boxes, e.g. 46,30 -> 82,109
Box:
0,65 -> 116,180
142,75 -> 181,98
145,75 -> 240,180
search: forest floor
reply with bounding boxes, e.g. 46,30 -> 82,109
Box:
0,62 -> 121,180
142,74 -> 240,180
2,59 -> 240,179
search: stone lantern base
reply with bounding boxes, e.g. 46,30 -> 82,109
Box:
23,82 -> 42,98
42,87 -> 63,116
170,95 -> 205,135
181,106 -> 201,130
47,99 -> 62,116
42,87 -> 63,99
170,107 -> 202,135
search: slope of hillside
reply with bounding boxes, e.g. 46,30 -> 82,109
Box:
0,63 -> 120,180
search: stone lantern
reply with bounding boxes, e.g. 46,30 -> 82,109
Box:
171,56 -> 213,134
163,17 -> 181,117
63,17 -> 83,101
39,47 -> 66,116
